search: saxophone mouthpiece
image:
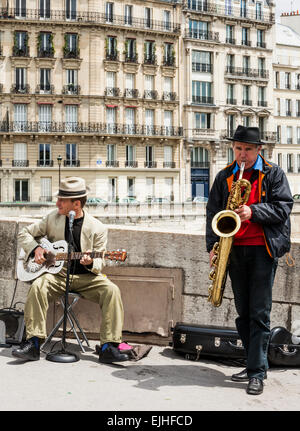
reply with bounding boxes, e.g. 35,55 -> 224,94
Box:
239,162 -> 245,180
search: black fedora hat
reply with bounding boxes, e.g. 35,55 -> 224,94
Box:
227,125 -> 264,145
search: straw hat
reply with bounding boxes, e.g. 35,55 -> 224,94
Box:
54,177 -> 90,199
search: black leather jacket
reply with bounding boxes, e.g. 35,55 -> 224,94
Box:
206,156 -> 294,258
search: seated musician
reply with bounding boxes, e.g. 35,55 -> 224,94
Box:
12,177 -> 128,363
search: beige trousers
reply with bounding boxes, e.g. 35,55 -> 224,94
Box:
24,268 -> 124,344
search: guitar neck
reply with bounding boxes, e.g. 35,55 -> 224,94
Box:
55,251 -> 106,261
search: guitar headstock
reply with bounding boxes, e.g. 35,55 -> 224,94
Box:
106,250 -> 127,262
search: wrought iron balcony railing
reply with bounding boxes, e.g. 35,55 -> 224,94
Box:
225,66 -> 269,79
144,161 -> 157,168
163,161 -> 176,168
0,8 -> 181,33
191,161 -> 210,168
183,2 -> 275,24
0,121 -> 183,137
64,159 -> 80,167
105,51 -> 119,61
143,55 -> 157,65
226,37 -> 236,44
12,46 -> 30,57
37,160 -> 54,167
106,160 -> 119,167
37,47 -> 55,58
11,84 -> 30,94
185,29 -> 219,42
162,56 -> 175,67
62,84 -> 80,95
192,62 -> 212,72
63,48 -> 80,59
242,99 -> 252,106
124,88 -> 139,98
125,160 -> 138,167
162,92 -> 177,101
226,98 -> 236,105
35,84 -> 54,94
12,159 -> 29,167
105,87 -> 120,97
258,100 -> 268,107
124,53 -> 138,63
143,90 -> 158,100
192,95 -> 214,104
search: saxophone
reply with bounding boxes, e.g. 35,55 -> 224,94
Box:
208,162 -> 251,307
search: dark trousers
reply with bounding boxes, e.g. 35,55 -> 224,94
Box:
228,245 -> 278,380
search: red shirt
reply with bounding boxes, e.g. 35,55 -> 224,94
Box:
233,170 -> 265,246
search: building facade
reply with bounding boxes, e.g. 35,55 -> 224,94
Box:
0,0 -> 182,203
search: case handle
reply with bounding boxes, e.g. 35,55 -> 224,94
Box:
275,346 -> 298,356
228,341 -> 244,350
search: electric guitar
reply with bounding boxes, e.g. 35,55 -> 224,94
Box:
17,238 -> 127,282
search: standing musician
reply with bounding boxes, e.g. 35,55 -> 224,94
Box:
206,126 -> 294,395
12,177 -> 129,363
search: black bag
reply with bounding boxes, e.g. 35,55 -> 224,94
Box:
268,327 -> 300,367
171,322 -> 246,361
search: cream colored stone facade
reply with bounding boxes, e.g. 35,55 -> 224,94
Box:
182,0 -> 276,193
273,17 -> 300,196
0,0 -> 182,203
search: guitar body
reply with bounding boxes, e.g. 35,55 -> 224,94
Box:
17,238 -> 67,282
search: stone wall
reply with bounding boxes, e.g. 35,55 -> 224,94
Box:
0,218 -> 299,344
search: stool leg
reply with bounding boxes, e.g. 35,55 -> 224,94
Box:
68,307 -> 90,347
65,310 -> 86,353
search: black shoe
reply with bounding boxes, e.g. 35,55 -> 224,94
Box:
98,344 -> 129,363
12,339 -> 40,361
246,378 -> 264,395
231,369 -> 267,382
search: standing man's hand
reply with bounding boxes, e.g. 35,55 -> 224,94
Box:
234,205 -> 252,222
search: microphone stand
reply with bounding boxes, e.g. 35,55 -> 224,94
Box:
46,216 -> 79,363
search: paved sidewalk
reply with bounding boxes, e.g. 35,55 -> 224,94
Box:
0,339 -> 299,412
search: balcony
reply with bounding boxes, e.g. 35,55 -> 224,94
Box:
124,53 -> 138,63
124,89 -> 139,98
37,160 -> 54,167
105,87 -> 120,97
144,161 -> 157,168
257,41 -> 266,48
143,55 -> 157,65
225,66 -> 269,79
64,159 -> 80,167
125,161 -> 138,167
162,56 -> 175,67
226,98 -> 236,105
163,162 -> 176,168
241,40 -> 251,47
62,84 -> 80,95
242,99 -> 252,106
12,160 -> 29,167
36,84 -> 54,94
286,111 -> 292,117
143,90 -> 158,100
11,84 -> 30,94
226,37 -> 236,45
105,51 -> 119,61
185,29 -> 219,42
258,100 -> 267,107
12,46 -> 30,57
162,92 -> 177,101
182,2 -> 275,24
192,95 -> 214,104
192,63 -> 212,72
0,121 -> 183,137
37,47 -> 54,58
106,160 -> 119,167
191,161 -> 210,168
259,132 -> 277,142
63,48 -> 80,59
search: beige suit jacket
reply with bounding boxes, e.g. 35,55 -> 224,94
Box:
18,209 -> 108,275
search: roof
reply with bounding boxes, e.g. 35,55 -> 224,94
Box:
276,23 -> 300,46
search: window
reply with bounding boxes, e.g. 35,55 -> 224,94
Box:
125,39 -> 137,61
16,0 -> 26,18
65,105 -> 78,132
106,107 -> 116,133
277,125 -> 281,142
226,25 -> 234,43
40,68 -> 51,92
258,58 -> 266,77
125,108 -> 135,134
14,104 -> 27,131
124,4 -> 132,25
194,113 -> 211,129
225,0 -> 232,15
258,87 -> 266,106
275,71 -> 279,89
66,143 -> 77,166
192,81 -> 212,103
256,2 -> 263,20
144,75 -> 155,99
298,154 -> 300,172
39,32 -> 53,56
257,29 -> 265,48
226,54 -> 235,72
189,19 -> 208,40
108,177 -> 117,202
240,0 -> 247,17
164,178 -> 173,201
125,73 -> 135,97
241,28 -> 250,46
126,145 -> 135,163
191,147 -> 209,167
163,10 -> 171,30
40,0 -> 50,19
14,143 -> 27,164
243,56 -> 250,74
192,50 -> 211,72
66,0 -> 76,20
164,110 -> 173,136
287,126 -> 293,144
227,148 -> 234,163
106,144 -> 117,167
287,154 -> 293,172
227,84 -> 235,103
106,71 -> 116,95
144,7 -> 152,29
145,109 -> 154,135
14,31 -> 28,56
164,145 -> 174,168
127,178 -> 135,197
146,178 -> 155,199
38,104 -> 52,131
242,85 -> 251,104
15,67 -> 26,92
66,69 -> 78,93
105,2 -> 114,23
145,146 -> 155,166
163,43 -> 174,66
144,41 -> 155,63
40,177 -> 52,202
39,143 -> 51,166
286,99 -> 291,116
227,114 -> 235,136
64,33 -> 78,58
14,180 -> 29,202
285,72 -> 291,89
297,127 -> 300,145
242,116 -> 250,127
277,153 -> 282,167
106,36 -> 117,59
297,100 -> 300,117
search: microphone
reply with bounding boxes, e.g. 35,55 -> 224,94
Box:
68,210 -> 76,229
